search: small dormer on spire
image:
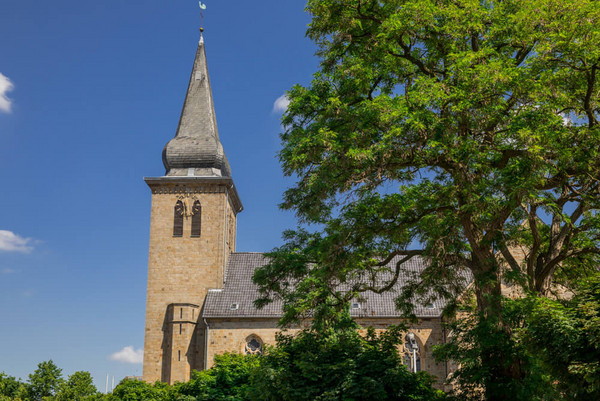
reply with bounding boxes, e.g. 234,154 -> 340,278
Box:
162,34 -> 231,177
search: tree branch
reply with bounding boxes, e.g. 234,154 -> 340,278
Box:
584,64 -> 598,127
528,204 -> 542,280
499,242 -> 522,275
389,37 -> 440,79
356,250 -> 438,295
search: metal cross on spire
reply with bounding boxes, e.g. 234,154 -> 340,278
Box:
199,1 -> 207,32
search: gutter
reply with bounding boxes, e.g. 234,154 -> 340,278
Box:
442,316 -> 448,379
203,318 -> 210,370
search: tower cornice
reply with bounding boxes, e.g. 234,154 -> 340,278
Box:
144,176 -> 243,214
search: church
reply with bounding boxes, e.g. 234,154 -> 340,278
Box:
141,33 -> 449,386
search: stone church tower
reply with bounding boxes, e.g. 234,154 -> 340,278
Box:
142,33 -> 243,384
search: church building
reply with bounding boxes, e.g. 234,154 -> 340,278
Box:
142,33 -> 449,385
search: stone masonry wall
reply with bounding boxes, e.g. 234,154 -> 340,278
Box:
143,183 -> 237,384
204,317 -> 448,388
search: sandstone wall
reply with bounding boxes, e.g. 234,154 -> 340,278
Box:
204,317 -> 448,388
143,183 -> 237,384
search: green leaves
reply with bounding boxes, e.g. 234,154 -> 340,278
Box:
257,0 -> 600,399
109,379 -> 171,401
28,360 -> 63,401
266,0 -> 600,309
107,333 -> 445,401
54,371 -> 99,401
518,276 -> 600,399
253,327 -> 446,401
175,353 -> 260,401
0,373 -> 29,401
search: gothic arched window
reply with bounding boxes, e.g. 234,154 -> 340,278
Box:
244,335 -> 263,355
191,200 -> 202,237
404,332 -> 422,373
173,200 -> 184,237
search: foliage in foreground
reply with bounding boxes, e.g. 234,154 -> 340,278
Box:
434,274 -> 600,401
2,326 -> 445,401
5,280 -> 600,401
0,360 -> 101,401
522,274 -> 600,400
111,325 -> 445,401
176,352 -> 259,401
434,299 -> 555,401
252,323 -> 446,401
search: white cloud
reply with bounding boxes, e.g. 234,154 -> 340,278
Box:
109,346 -> 143,364
1,268 -> 15,274
0,73 -> 14,113
0,230 -> 33,253
272,94 -> 290,113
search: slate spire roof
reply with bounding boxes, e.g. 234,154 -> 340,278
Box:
162,34 -> 232,177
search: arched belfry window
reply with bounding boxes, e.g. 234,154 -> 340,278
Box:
404,332 -> 422,373
191,200 -> 201,237
244,335 -> 263,355
173,200 -> 184,237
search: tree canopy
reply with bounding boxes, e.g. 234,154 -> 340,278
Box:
54,371 -> 100,401
254,0 -> 600,399
28,360 -> 63,401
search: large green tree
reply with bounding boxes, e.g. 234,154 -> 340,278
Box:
28,360 -> 63,401
254,0 -> 600,399
54,371 -> 100,401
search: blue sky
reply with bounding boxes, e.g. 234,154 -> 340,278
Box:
0,0 -> 317,390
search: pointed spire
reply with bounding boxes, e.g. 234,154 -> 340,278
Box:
162,34 -> 231,177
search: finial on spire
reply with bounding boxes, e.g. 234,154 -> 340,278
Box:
199,1 -> 207,32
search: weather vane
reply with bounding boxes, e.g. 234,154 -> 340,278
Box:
199,1 -> 207,32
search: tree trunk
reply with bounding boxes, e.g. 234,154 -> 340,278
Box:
475,275 -> 524,401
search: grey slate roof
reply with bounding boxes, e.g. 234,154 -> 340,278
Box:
162,35 -> 231,178
202,252 -> 447,319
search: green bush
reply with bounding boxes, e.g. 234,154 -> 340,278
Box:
175,353 -> 259,401
250,326 -> 446,401
109,379 -> 171,401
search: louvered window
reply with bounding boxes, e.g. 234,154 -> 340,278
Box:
191,200 -> 201,237
173,200 -> 184,237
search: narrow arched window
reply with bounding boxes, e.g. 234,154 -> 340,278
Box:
404,332 -> 422,373
173,200 -> 184,237
191,200 -> 201,237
